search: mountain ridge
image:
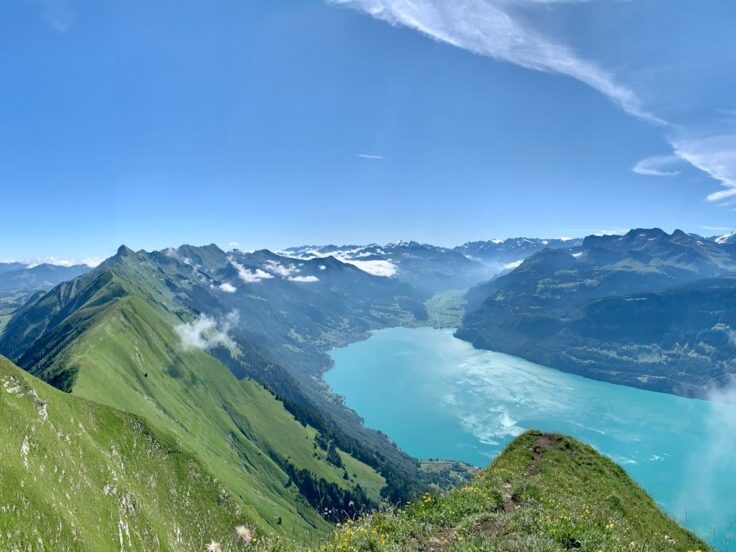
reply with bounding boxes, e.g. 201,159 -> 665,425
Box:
0,241 -> 468,533
459,228 -> 736,396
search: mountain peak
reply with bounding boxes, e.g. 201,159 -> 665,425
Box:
116,245 -> 135,257
623,228 -> 667,241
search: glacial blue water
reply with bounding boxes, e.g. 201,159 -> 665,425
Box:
326,327 -> 736,549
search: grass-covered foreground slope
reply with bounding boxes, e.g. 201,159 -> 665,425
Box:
0,356 -> 246,551
258,432 -> 709,551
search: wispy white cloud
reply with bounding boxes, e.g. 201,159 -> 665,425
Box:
23,257 -> 102,268
42,1 -> 74,32
672,134 -> 736,202
677,378 -> 736,533
343,258 -> 398,277
358,153 -> 385,160
227,241 -> 240,248
701,225 -> 733,233
503,259 -> 524,270
329,0 -> 736,204
562,226 -> 630,237
329,0 -> 663,124
632,154 -> 682,177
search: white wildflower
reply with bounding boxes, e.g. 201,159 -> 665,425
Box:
235,525 -> 254,545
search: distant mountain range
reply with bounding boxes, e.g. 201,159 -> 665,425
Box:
455,237 -> 583,267
0,262 -> 92,332
0,262 -> 91,292
6,231 -> 735,401
283,237 -> 583,294
458,228 -> 736,396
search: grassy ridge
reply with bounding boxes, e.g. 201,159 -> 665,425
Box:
63,295 -> 384,535
0,356 -> 246,551
257,431 -> 710,551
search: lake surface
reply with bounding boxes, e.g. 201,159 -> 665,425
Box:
326,327 -> 736,549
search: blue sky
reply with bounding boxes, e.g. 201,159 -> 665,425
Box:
1,0 -> 735,264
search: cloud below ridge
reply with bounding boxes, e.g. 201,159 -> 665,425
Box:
175,312 -> 239,352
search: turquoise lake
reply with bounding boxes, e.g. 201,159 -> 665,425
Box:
326,327 -> 736,549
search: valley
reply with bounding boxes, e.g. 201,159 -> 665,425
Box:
0,230 -> 732,550
5,2 -> 732,548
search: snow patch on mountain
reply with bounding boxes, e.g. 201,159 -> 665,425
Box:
715,231 -> 736,245
280,246 -> 398,278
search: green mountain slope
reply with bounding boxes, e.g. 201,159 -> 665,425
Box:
260,431 -> 709,551
0,355 -> 246,551
0,250 -> 388,535
0,244 -> 447,509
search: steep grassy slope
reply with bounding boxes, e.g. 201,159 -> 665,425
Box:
67,296 -> 384,531
258,432 -> 710,551
0,356 -> 247,551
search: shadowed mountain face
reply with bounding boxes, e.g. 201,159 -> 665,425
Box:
459,229 -> 736,396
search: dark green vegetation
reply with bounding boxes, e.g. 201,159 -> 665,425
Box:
0,355 -> 247,551
256,431 -> 709,551
459,229 -> 736,396
0,243 -> 469,538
